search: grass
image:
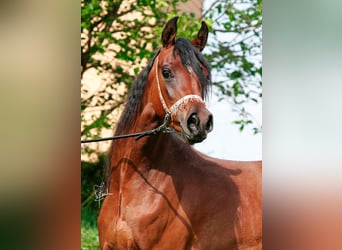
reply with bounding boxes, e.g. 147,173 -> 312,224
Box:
81,207 -> 100,250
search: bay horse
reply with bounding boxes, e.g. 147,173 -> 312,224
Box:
98,17 -> 262,250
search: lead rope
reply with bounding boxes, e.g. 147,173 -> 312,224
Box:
81,114 -> 172,143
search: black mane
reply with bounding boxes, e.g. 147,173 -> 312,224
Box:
114,51 -> 159,135
115,38 -> 211,135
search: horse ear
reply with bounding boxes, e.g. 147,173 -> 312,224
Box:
162,16 -> 178,48
192,21 -> 209,52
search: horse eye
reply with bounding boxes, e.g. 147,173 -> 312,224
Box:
162,69 -> 172,79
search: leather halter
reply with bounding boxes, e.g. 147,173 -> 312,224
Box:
155,56 -> 205,121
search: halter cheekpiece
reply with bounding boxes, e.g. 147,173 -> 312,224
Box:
155,56 -> 205,120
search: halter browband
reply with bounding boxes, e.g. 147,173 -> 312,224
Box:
155,56 -> 205,120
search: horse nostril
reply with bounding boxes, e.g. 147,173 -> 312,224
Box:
187,113 -> 200,133
206,114 -> 213,132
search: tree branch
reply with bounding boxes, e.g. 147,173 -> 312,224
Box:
202,0 -> 222,19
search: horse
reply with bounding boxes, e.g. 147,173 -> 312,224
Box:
97,17 -> 262,250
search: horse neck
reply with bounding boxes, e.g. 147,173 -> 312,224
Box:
108,90 -> 178,187
108,133 -> 181,197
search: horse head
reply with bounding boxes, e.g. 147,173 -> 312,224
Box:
147,16 -> 213,144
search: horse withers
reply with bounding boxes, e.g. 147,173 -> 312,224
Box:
98,17 -> 262,250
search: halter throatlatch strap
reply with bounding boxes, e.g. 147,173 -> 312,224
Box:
155,56 -> 205,119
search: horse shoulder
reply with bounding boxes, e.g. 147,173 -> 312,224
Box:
192,151 -> 262,249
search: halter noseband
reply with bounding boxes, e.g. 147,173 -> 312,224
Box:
155,56 -> 205,121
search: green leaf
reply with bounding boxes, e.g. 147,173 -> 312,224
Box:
134,67 -> 140,74
231,71 -> 242,79
233,120 -> 242,125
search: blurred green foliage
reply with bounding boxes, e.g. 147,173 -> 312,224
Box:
81,154 -> 106,210
81,206 -> 100,250
81,158 -> 104,249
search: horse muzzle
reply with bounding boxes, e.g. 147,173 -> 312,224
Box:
177,106 -> 213,144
